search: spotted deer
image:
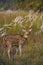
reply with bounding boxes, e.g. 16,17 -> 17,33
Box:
2,29 -> 32,59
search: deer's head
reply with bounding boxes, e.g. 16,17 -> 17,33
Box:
22,28 -> 32,39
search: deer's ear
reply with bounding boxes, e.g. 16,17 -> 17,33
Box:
29,29 -> 32,32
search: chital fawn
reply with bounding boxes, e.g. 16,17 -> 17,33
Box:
2,29 -> 31,59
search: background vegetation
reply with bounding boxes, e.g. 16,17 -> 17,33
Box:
0,0 -> 43,11
0,0 -> 43,65
0,10 -> 43,65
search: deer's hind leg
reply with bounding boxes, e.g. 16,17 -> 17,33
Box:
7,41 -> 11,59
13,45 -> 19,56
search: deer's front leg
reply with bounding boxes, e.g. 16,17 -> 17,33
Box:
7,48 -> 11,59
19,44 -> 22,56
